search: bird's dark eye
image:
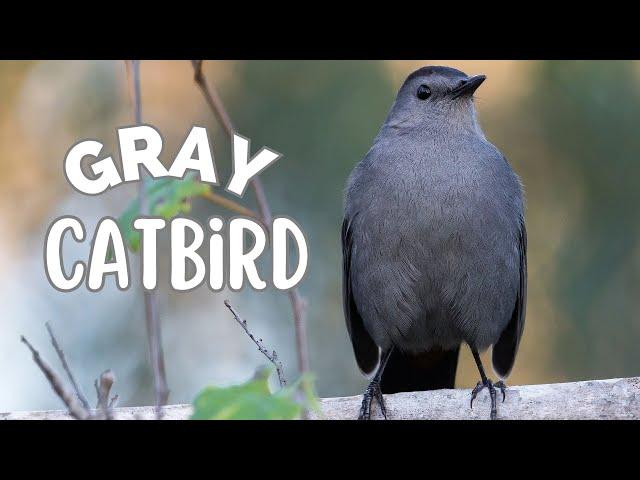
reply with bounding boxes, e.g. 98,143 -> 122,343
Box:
416,84 -> 431,100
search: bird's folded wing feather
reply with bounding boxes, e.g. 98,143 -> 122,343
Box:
342,215 -> 380,375
492,216 -> 527,378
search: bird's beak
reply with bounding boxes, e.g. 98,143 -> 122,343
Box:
451,74 -> 486,98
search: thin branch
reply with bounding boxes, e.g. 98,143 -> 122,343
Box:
126,60 -> 170,417
44,322 -> 91,410
201,188 -> 262,221
191,60 -> 235,137
191,60 -> 275,224
21,336 -> 89,420
191,60 -> 310,373
288,290 -> 309,372
94,370 -> 115,420
224,300 -> 287,387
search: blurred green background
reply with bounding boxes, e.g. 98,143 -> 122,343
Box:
0,60 -> 638,411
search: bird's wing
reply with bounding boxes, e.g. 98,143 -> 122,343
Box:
492,216 -> 527,378
342,215 -> 380,375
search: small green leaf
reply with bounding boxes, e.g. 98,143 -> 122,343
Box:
278,372 -> 321,416
115,173 -> 210,253
191,366 -> 317,420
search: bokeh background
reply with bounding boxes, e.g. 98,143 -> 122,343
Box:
0,60 -> 638,412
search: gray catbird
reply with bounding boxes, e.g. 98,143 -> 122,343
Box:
342,66 -> 527,420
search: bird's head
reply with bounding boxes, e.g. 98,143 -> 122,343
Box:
386,66 -> 486,132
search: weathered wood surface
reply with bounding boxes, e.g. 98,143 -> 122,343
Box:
2,377 -> 638,420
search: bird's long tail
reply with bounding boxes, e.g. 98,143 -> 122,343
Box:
380,347 -> 459,394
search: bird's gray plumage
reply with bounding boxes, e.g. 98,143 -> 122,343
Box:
343,66 -> 527,381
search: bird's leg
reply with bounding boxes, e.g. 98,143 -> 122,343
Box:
358,380 -> 385,420
469,348 -> 506,420
358,348 -> 393,420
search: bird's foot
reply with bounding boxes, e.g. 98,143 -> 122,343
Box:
358,380 -> 387,420
470,379 -> 507,420
494,380 -> 508,402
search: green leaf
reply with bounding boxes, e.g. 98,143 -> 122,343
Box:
275,372 -> 320,415
116,173 -> 210,253
191,366 -> 317,420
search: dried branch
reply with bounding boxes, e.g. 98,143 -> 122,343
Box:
191,60 -> 235,137
224,300 -> 287,387
201,189 -> 262,221
288,290 -> 309,372
45,322 -> 91,410
20,336 -> 89,420
126,59 -> 170,417
191,60 -> 310,373
23,326 -> 121,420
109,395 -> 119,409
94,370 -> 115,420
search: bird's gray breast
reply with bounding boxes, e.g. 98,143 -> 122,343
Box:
345,132 -> 523,353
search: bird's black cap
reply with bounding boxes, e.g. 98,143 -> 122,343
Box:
405,66 -> 468,82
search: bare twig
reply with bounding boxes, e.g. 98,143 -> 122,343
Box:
191,60 -> 235,137
94,370 -> 115,420
288,290 -> 309,372
124,60 -> 133,108
192,60 -> 310,373
224,300 -> 287,387
201,189 -> 262,221
44,322 -> 91,410
126,60 -> 170,417
22,326 -> 121,420
21,336 -> 89,420
93,381 -> 103,414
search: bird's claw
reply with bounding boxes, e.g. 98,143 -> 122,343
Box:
470,381 -> 484,409
494,380 -> 507,403
470,378 -> 506,420
358,380 -> 387,420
